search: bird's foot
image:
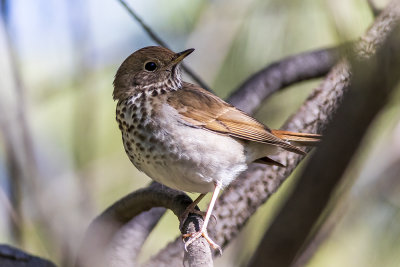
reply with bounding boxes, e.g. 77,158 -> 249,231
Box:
183,229 -> 222,255
179,208 -> 207,226
179,203 -> 216,231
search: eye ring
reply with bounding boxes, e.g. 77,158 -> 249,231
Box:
144,62 -> 157,71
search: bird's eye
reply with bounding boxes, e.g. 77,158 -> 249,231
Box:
144,62 -> 157,71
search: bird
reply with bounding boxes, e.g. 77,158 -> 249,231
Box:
113,46 -> 321,253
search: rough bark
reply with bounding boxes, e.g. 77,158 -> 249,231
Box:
250,20 -> 400,267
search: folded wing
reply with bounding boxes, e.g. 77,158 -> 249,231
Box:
167,82 -> 320,155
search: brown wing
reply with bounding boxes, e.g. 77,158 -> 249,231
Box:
167,82 -> 306,155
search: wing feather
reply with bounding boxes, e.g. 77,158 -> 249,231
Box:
167,82 -> 306,155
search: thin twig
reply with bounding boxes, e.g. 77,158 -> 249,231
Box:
117,0 -> 211,92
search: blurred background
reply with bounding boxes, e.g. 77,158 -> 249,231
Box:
0,0 -> 399,266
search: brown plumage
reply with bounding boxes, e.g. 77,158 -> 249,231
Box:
113,46 -> 321,252
167,82 -> 317,157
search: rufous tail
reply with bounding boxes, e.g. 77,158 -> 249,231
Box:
271,130 -> 322,146
254,130 -> 321,167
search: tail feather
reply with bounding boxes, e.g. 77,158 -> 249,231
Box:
254,156 -> 286,167
251,130 -> 321,166
271,130 -> 321,146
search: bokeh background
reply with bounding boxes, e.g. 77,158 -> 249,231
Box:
1,0 -> 399,266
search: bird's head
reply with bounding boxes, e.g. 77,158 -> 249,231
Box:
113,46 -> 194,100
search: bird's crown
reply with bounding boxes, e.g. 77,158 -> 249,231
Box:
113,46 -> 194,100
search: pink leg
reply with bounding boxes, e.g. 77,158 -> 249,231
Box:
179,193 -> 207,228
183,182 -> 222,254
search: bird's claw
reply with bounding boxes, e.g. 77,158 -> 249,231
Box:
183,230 -> 222,255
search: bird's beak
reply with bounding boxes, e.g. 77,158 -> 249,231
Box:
171,48 -> 195,65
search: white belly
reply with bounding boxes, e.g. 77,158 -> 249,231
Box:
119,101 -> 248,193
144,125 -> 248,193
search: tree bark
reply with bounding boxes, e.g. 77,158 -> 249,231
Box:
250,18 -> 400,267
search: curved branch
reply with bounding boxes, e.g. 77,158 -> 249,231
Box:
250,19 -> 400,267
76,182 -> 212,267
105,207 -> 165,267
143,239 -> 184,267
117,0 -> 211,92
228,46 -> 343,113
0,244 -> 56,267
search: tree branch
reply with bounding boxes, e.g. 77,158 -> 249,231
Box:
143,239 -> 185,267
215,0 -> 400,252
105,207 -> 165,267
76,182 -> 212,267
250,16 -> 400,267
0,244 -> 56,267
228,46 -> 343,114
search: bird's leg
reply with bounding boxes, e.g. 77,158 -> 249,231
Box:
183,182 -> 222,254
179,193 -> 206,230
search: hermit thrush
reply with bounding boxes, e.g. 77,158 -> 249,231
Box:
113,46 -> 320,252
